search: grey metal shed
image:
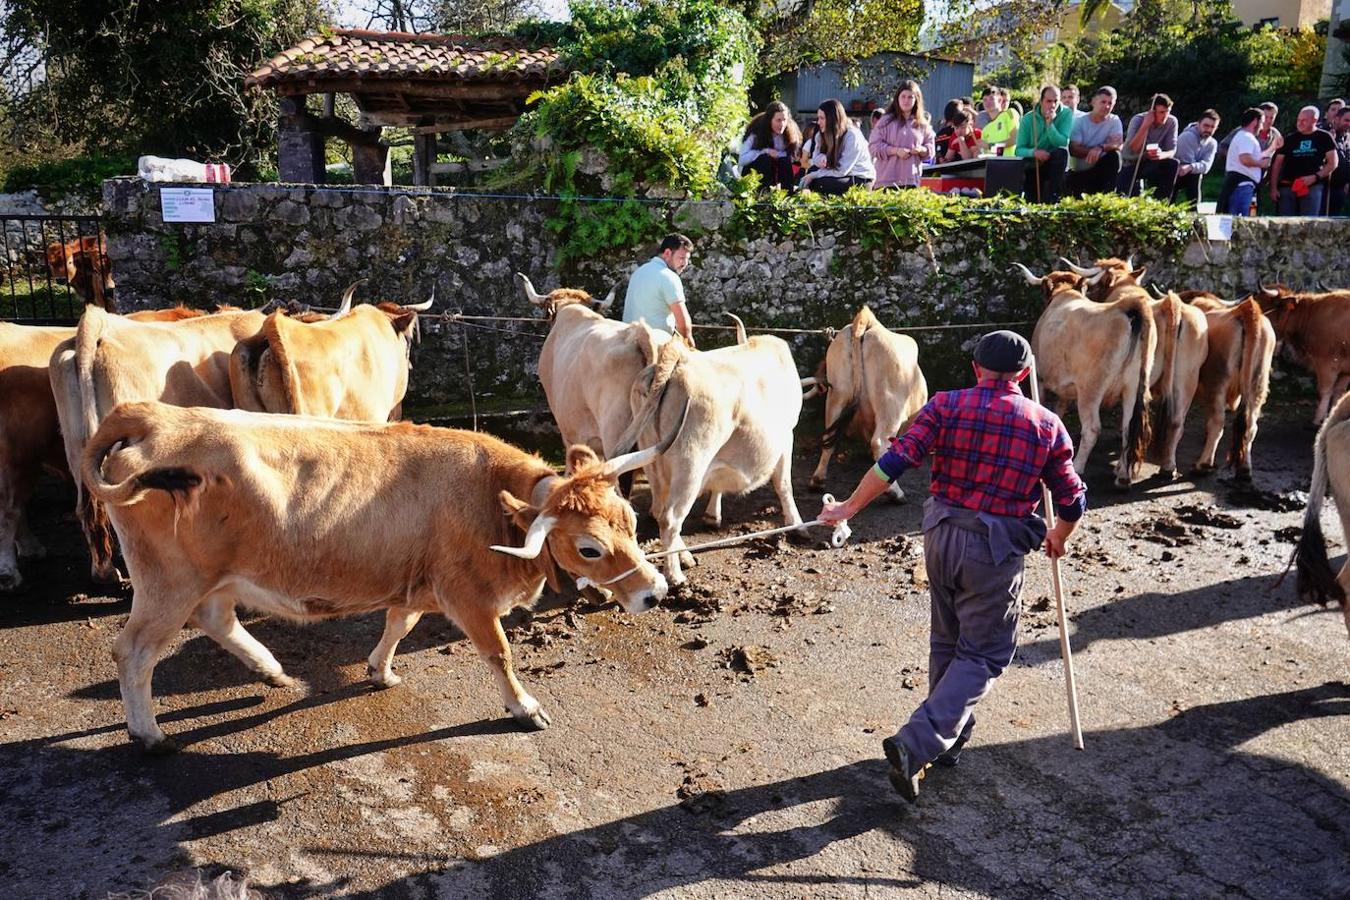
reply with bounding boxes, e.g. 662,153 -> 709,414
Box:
777,52 -> 975,121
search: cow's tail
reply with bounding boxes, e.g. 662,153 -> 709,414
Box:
1226,299 -> 1271,472
821,308 -> 875,449
1147,291 -> 1180,458
612,338 -> 684,455
81,406 -> 204,512
1295,395 -> 1350,624
71,306 -> 124,575
1120,293 -> 1154,473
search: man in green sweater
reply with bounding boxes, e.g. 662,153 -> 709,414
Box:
1015,85 -> 1072,203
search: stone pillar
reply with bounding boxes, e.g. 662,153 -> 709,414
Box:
277,96 -> 325,184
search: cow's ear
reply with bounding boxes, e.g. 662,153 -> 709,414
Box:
389,310 -> 418,337
498,489 -> 535,530
565,445 -> 600,475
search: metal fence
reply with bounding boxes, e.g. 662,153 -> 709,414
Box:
0,214 -> 111,324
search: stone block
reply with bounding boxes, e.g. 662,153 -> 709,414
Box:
271,201 -> 311,226
219,191 -> 261,221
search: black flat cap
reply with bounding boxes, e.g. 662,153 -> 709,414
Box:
973,330 -> 1033,373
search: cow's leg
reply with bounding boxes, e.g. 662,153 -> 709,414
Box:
1158,372 -> 1199,478
1112,382 -> 1140,488
810,391 -> 848,490
15,510 -> 45,559
367,608 -> 424,688
115,590 -> 200,751
1073,393 -> 1105,476
702,492 -> 723,528
456,610 -> 549,730
1313,367 -> 1341,424
1192,391 -> 1224,476
190,593 -> 295,688
771,449 -> 805,528
656,468 -> 706,587
0,496 -> 19,592
871,434 -> 904,503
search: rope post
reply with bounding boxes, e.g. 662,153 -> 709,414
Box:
1027,354 -> 1086,751
1032,106 -> 1042,204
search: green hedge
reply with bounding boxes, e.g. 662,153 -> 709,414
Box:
2,155 -> 137,202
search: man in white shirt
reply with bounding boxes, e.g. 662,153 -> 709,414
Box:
622,234 -> 696,347
1218,108 -> 1271,217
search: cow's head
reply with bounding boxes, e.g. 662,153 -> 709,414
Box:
492,402 -> 688,613
1011,263 -> 1097,304
1256,284 -> 1298,337
516,272 -> 614,320
1055,257 -> 1146,301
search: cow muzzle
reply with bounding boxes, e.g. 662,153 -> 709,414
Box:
577,563 -> 668,614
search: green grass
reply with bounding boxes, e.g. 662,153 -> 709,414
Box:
0,280 -> 82,322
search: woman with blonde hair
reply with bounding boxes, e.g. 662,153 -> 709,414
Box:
739,100 -> 802,190
869,79 -> 935,188
800,98 -> 876,194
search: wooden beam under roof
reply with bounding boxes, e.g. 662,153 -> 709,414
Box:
276,79 -> 539,101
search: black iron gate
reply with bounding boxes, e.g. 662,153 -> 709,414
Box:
0,214 -> 110,324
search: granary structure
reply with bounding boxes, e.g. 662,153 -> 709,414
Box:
246,29 -> 565,185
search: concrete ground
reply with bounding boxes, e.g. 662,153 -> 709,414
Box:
0,398 -> 1347,899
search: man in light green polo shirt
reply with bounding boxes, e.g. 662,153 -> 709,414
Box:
1014,85 -> 1073,202
622,233 -> 696,347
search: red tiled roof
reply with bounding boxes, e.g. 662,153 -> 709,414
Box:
246,29 -> 564,89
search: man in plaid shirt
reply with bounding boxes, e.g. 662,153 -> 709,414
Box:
820,331 -> 1086,802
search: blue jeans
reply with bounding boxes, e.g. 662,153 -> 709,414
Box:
1226,179 -> 1256,216
1277,183 -> 1326,216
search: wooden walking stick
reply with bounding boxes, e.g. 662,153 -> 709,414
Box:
1032,106 -> 1042,203
1126,94 -> 1158,198
1027,354 -> 1086,750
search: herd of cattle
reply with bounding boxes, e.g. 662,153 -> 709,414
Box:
0,259 -> 1347,750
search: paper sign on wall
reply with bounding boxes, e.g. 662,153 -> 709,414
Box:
161,188 -> 216,223
1204,214 -> 1232,242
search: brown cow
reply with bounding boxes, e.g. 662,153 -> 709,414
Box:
0,308 -> 211,590
45,235 -> 114,311
1178,291 -> 1275,480
1064,258 -> 1209,477
230,284 -> 431,421
1293,388 -> 1350,637
1256,285 -> 1350,424
807,306 -> 928,499
1019,264 -> 1155,487
81,400 -> 681,750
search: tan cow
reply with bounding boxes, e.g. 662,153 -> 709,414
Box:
1063,258 -> 1209,477
1255,285 -> 1350,423
1178,291 -> 1275,480
230,284 -> 431,421
619,330 -> 804,585
518,273 -> 661,461
81,400 -> 680,750
45,235 -> 115,311
1018,264 -> 1155,487
807,306 -> 928,500
1294,388 -> 1350,637
49,306 -> 270,581
0,308 -> 211,591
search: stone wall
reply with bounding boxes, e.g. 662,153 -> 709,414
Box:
102,177 -> 1350,412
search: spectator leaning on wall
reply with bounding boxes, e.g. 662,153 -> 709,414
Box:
1173,110 -> 1220,208
1331,108 -> 1350,217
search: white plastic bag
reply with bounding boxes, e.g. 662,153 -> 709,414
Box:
137,155 -> 232,183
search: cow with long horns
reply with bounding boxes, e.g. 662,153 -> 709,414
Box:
81,399 -> 685,751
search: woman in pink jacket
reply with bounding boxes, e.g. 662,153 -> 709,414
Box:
869,79 -> 936,188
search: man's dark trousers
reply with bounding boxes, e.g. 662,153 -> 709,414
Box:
1174,171 -> 1203,207
896,518 -> 1024,765
1118,158 -> 1180,198
1066,149 -> 1121,197
1023,147 -> 1069,203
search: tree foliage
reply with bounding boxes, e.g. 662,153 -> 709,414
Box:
0,0 -> 328,171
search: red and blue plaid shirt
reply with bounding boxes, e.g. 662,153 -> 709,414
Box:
874,379 -> 1086,520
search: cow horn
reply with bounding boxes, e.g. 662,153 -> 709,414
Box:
404,286 -> 434,312
1125,255 -> 1135,270
489,514 -> 558,559
1258,283 -> 1279,297
1086,270 -> 1108,286
516,272 -> 548,307
725,312 -> 748,345
332,279 -> 363,318
1058,258 -> 1100,277
595,285 -> 616,311
603,397 -> 691,478
1010,263 -> 1045,285
1147,283 -> 1165,298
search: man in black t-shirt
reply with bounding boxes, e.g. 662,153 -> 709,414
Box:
1270,105 -> 1339,216
1331,108 -> 1350,217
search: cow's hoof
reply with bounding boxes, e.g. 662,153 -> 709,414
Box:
511,706 -> 552,731
1189,464 -> 1216,478
809,477 -> 825,492
365,666 -> 401,689
668,571 -> 688,588
1113,476 -> 1132,490
887,485 -> 906,503
1235,468 -> 1253,483
679,551 -> 695,569
701,513 -> 723,528
142,736 -> 181,756
1157,467 -> 1178,481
